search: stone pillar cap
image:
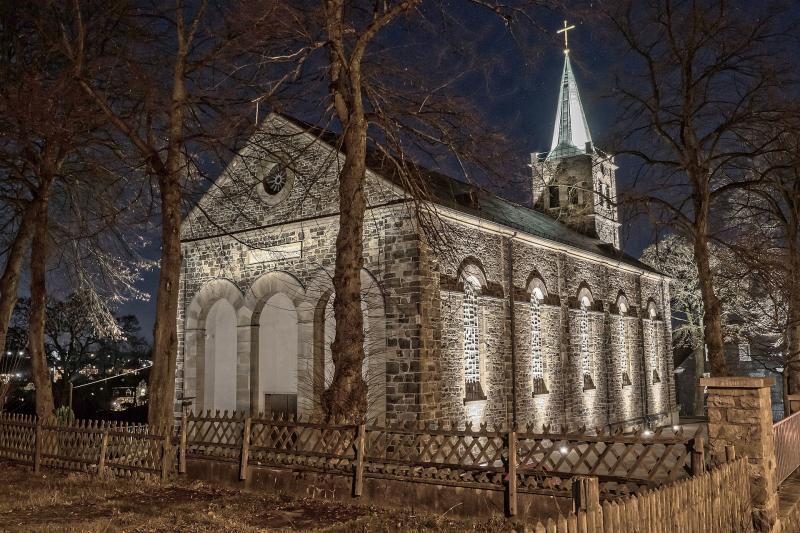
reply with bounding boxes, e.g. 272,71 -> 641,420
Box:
699,376 -> 774,389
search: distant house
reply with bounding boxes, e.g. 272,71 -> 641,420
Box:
674,340 -> 785,421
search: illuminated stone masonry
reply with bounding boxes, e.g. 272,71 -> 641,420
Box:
174,113 -> 676,432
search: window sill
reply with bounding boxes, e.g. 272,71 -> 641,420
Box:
532,378 -> 549,396
463,397 -> 487,405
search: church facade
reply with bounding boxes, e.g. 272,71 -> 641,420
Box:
174,50 -> 676,430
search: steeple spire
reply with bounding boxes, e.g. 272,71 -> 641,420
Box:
547,22 -> 592,160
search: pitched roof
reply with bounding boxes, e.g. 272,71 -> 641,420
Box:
275,113 -> 660,276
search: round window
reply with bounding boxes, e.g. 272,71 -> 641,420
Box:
263,164 -> 288,196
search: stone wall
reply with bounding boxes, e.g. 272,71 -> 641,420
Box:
427,213 -> 675,430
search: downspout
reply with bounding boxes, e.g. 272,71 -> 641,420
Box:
661,279 -> 674,421
637,274 -> 650,425
557,254 -> 569,431
507,235 -> 518,429
604,300 -> 612,429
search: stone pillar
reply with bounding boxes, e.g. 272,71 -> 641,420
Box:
701,376 -> 779,532
786,394 -> 800,416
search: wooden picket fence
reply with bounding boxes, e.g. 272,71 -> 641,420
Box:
0,413 -> 169,479
179,410 -> 706,504
530,457 -> 752,532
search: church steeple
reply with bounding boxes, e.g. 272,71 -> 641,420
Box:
531,21 -> 621,249
548,55 -> 593,160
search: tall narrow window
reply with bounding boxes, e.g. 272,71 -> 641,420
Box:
617,296 -> 632,387
531,288 -> 548,395
580,296 -> 595,390
568,185 -> 579,205
549,184 -> 560,208
619,318 -> 632,386
738,343 -> 752,362
463,280 -> 485,402
648,303 -> 661,384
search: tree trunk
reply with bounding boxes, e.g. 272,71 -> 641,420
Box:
27,181 -> 55,420
146,173 -> 183,432
322,121 -> 368,421
146,14 -> 190,432
0,200 -> 38,354
692,334 -> 706,416
692,211 -> 729,376
785,236 -> 800,405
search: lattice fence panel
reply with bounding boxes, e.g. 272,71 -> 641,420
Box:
0,413 -> 35,464
248,415 -> 356,472
106,431 -> 165,478
41,420 -> 104,473
362,422 -> 506,489
515,425 -> 696,497
186,411 -> 244,461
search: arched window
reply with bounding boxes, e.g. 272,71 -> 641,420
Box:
463,277 -> 486,402
617,294 -> 632,387
647,300 -> 661,384
529,277 -> 548,395
549,184 -> 560,208
578,286 -> 595,391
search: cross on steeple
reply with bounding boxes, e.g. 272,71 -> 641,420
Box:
557,20 -> 575,53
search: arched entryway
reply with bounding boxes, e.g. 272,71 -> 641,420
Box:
311,268 -> 387,421
243,271 -> 307,417
184,279 -> 248,413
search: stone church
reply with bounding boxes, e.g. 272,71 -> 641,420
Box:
175,47 -> 677,430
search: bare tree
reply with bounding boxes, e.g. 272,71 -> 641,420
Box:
726,118 -> 800,411
604,0 -> 793,376
643,234 -> 758,414
255,1 -> 553,420
0,4 -> 111,417
58,0 -> 315,429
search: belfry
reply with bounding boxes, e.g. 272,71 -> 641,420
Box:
532,21 -> 621,248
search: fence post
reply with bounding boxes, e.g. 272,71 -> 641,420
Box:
33,418 -> 42,474
701,376 -> 779,532
691,436 -> 705,476
98,429 -> 109,478
505,429 -> 518,517
240,416 -> 251,481
353,422 -> 366,497
572,475 -> 600,514
179,411 -> 188,474
160,435 -> 170,481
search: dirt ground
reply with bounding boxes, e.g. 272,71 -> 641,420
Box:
0,462 -> 523,532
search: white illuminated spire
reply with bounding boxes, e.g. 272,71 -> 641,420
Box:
547,22 -> 593,160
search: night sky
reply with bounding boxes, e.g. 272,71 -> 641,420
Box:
119,14 -> 644,339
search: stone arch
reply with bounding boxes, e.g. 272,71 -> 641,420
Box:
456,257 -> 488,292
243,270 -> 307,416
309,268 -> 387,421
646,299 -> 659,320
576,283 -> 594,308
526,271 -> 549,301
616,291 -> 630,315
183,279 -> 247,413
